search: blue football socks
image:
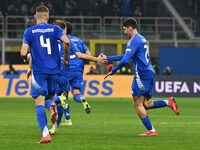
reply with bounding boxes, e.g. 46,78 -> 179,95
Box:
141,116 -> 154,131
63,104 -> 71,120
54,96 -> 61,104
57,105 -> 63,127
44,99 -> 54,110
74,94 -> 84,103
153,100 -> 167,108
36,105 -> 48,132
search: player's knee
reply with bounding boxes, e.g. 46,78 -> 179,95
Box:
143,101 -> 149,109
132,98 -> 142,107
143,101 -> 152,110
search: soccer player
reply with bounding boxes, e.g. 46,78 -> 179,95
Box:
103,18 -> 179,136
20,5 -> 70,144
49,20 -> 106,134
61,21 -> 92,123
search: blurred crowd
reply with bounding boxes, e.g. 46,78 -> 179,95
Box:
0,0 -> 161,17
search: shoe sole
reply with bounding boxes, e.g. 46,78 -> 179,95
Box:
62,123 -> 73,126
37,137 -> 51,144
139,132 -> 158,136
38,140 -> 51,144
50,105 -> 58,125
139,134 -> 157,136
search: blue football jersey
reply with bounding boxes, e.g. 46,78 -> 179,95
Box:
23,23 -> 65,75
59,38 -> 80,66
112,33 -> 155,79
67,35 -> 89,72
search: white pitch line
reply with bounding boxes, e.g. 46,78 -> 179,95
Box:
136,122 -> 200,125
150,115 -> 200,119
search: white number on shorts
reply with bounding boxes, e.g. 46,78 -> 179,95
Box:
40,35 -> 51,55
144,44 -> 150,63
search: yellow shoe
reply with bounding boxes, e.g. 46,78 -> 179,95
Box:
49,128 -> 57,135
61,120 -> 73,126
59,92 -> 68,109
82,99 -> 91,114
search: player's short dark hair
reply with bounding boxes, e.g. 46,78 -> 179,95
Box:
53,20 -> 66,29
36,5 -> 49,14
65,21 -> 73,35
122,18 -> 137,29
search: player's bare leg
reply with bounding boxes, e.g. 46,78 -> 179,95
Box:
35,96 -> 51,144
143,97 -> 180,115
143,97 -> 155,110
132,96 -> 157,136
133,96 -> 147,119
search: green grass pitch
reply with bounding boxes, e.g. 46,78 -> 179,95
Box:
0,97 -> 199,150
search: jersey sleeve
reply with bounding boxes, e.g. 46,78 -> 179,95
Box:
80,40 -> 88,53
23,29 -> 30,45
70,40 -> 80,54
111,43 -> 137,74
55,26 -> 65,39
107,54 -> 124,61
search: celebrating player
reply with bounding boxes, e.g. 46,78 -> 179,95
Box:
20,5 -> 70,144
49,20 -> 107,134
103,18 -> 179,136
56,21 -> 92,125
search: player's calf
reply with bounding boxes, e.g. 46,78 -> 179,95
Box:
50,103 -> 58,125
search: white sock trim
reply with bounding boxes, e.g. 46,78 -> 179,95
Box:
150,126 -> 156,132
53,124 -> 57,129
164,100 -> 169,105
42,126 -> 49,137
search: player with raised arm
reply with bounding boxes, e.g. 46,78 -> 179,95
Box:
62,21 -> 92,114
49,20 -> 106,134
54,21 -> 92,127
103,18 -> 179,136
61,22 -> 92,122
20,6 -> 70,144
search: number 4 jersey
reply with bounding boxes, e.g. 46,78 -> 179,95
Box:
23,23 -> 65,75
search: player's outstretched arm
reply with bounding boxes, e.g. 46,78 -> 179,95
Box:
60,35 -> 70,66
98,53 -> 124,62
106,54 -> 124,61
75,52 -> 108,65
